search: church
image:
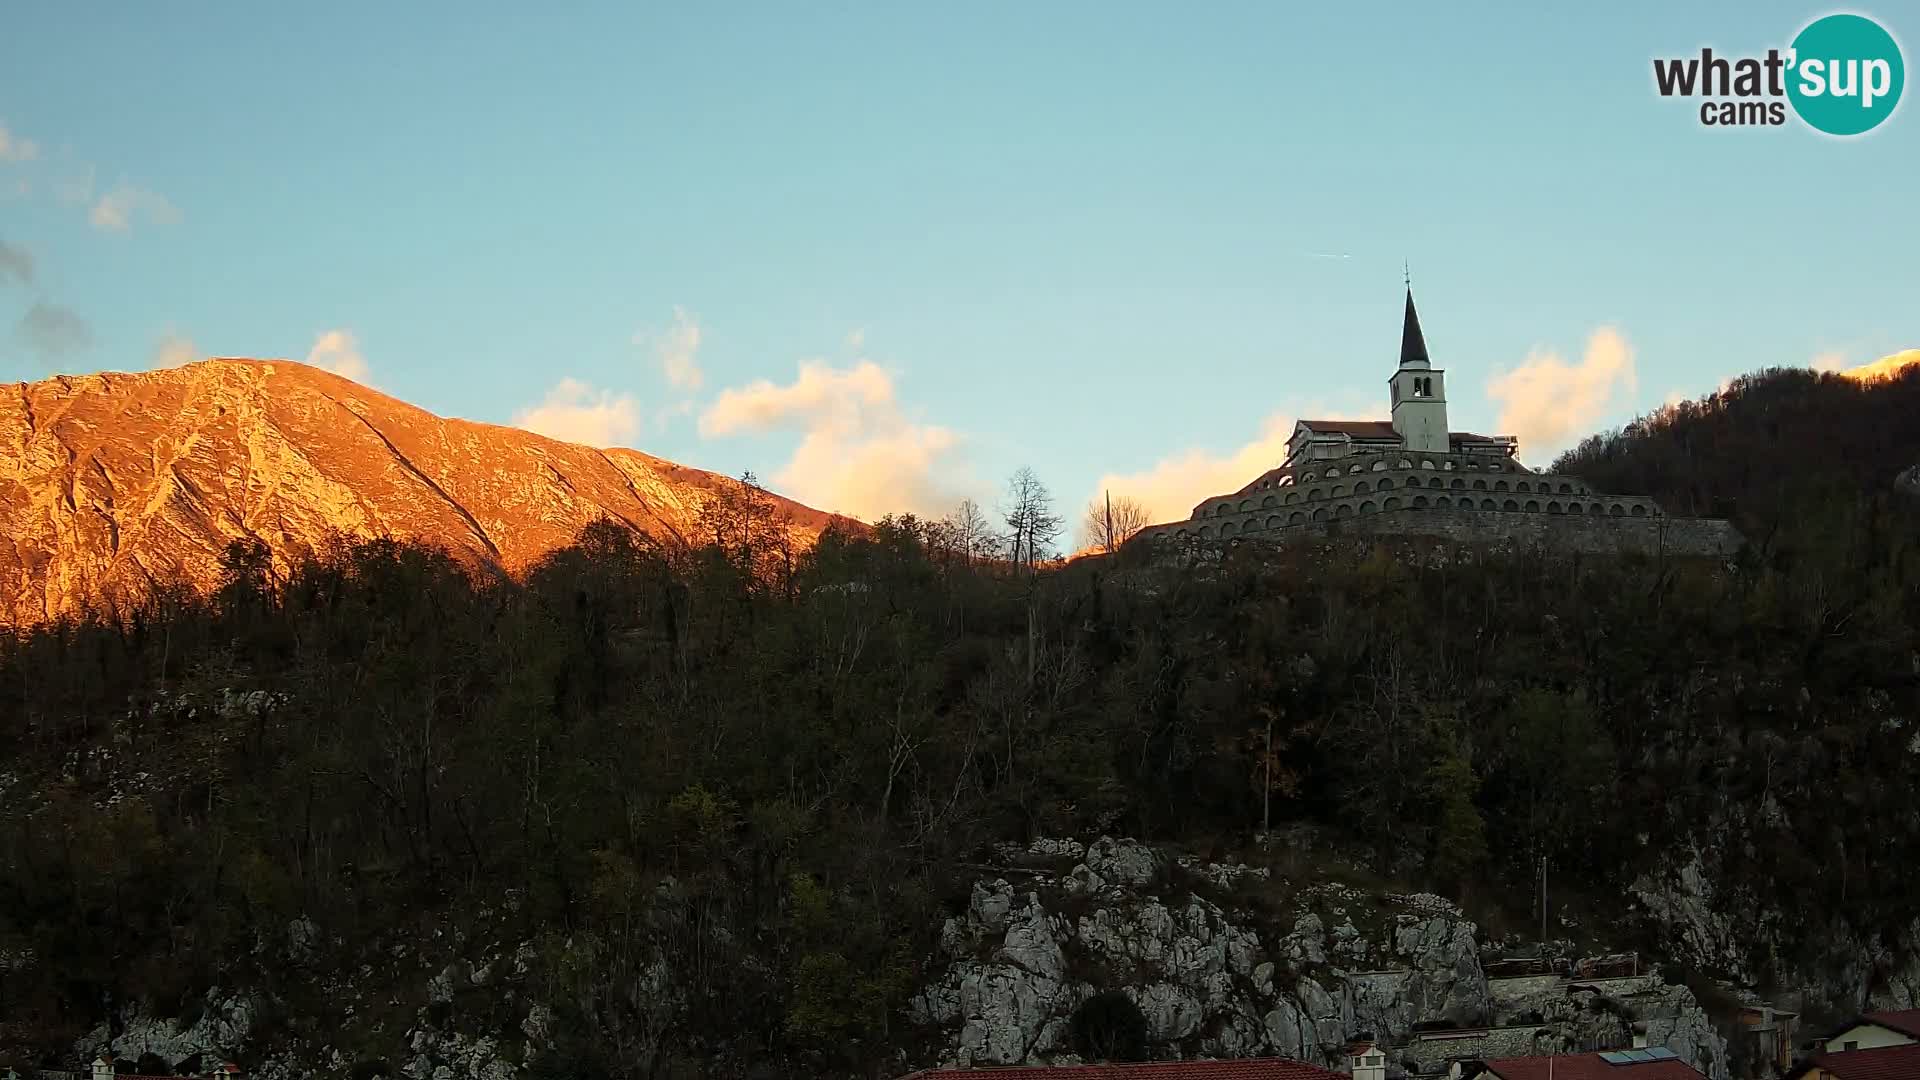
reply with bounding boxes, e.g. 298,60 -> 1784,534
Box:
1135,288 -> 1741,556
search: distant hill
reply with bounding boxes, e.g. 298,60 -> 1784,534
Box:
1555,364 -> 1920,541
0,358 -> 855,624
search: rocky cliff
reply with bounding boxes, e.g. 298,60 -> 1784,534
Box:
1634,838 -> 1920,1016
0,359 -> 851,624
913,838 -> 1727,1078
61,835 -> 1732,1080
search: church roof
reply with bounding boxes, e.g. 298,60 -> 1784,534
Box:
1400,286 -> 1431,368
1296,420 -> 1399,438
1293,420 -> 1512,446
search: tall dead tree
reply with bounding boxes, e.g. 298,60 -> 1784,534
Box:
1079,492 -> 1151,554
1001,467 -> 1062,576
942,498 -> 993,567
1000,467 -> 1062,684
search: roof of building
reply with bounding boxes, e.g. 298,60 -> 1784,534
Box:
1861,1008 -> 1920,1039
1296,419 -> 1401,438
1790,1043 -> 1920,1079
1400,287 -> 1431,369
1477,1051 -> 1706,1080
896,1058 -> 1346,1080
1812,1006 -> 1920,1049
1290,420 -> 1514,447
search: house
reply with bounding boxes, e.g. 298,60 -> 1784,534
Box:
1345,1041 -> 1389,1080
1816,1009 -> 1920,1053
86,1057 -> 243,1080
1448,1049 -> 1706,1080
1783,1010 -> 1920,1080
1785,1043 -> 1920,1079
895,1057 -> 1352,1080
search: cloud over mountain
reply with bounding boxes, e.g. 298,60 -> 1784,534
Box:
1487,327 -> 1637,462
701,359 -> 961,521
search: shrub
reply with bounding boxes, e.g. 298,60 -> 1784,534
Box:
1071,990 -> 1150,1063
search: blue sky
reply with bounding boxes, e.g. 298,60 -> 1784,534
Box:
2,1 -> 1915,531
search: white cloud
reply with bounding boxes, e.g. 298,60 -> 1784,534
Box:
306,329 -> 371,383
700,360 -> 896,437
638,306 -> 704,391
1812,350 -> 1848,373
89,183 -> 181,232
0,121 -> 38,163
846,328 -> 866,350
513,377 -> 641,448
1091,404 -> 1374,525
1486,327 -> 1638,462
699,359 -> 962,521
151,331 -> 199,369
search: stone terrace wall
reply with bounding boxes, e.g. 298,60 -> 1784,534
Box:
1147,507 -> 1743,558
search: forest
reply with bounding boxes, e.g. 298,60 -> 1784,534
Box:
3,366 -> 1920,1078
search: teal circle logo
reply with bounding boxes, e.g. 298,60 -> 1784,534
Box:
1787,13 -> 1904,135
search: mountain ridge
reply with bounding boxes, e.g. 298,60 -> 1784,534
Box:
0,357 -> 853,624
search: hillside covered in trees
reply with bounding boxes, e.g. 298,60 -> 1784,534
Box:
1556,364 -> 1920,544
3,367 -> 1920,1078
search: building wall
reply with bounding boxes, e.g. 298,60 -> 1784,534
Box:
1406,1026 -> 1582,1073
1487,975 -> 1569,1015
1184,452 -> 1596,523
1577,976 -> 1663,996
1822,1022 -> 1915,1051
1144,506 -> 1741,558
1151,447 -> 1738,558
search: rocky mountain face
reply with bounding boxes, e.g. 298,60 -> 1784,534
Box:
0,359 -> 850,624
913,838 -> 1726,1078
1634,834 -> 1920,1014
66,836 -> 1736,1080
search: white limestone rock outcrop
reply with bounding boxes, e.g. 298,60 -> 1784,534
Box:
76,990 -> 260,1067
912,836 -> 1728,1079
1634,830 -> 1920,1020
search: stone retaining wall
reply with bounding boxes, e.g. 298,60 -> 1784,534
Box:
1145,506 -> 1742,558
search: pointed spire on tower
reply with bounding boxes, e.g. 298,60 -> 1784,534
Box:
1399,282 -> 1431,369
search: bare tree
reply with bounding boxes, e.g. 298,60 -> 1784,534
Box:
999,467 -> 1063,575
1000,468 -> 1061,687
695,470 -> 793,587
938,498 -> 994,567
1079,492 -> 1152,554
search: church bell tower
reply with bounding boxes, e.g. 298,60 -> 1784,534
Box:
1388,286 -> 1449,454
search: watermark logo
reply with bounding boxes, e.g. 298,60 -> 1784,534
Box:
1653,11 -> 1904,135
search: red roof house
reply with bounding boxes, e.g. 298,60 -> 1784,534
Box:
1814,1007 -> 1920,1055
1464,1050 -> 1706,1080
897,1058 -> 1347,1080
1788,1042 -> 1920,1079
1847,1008 -> 1920,1042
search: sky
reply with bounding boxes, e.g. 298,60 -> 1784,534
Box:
2,1 -> 1916,538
